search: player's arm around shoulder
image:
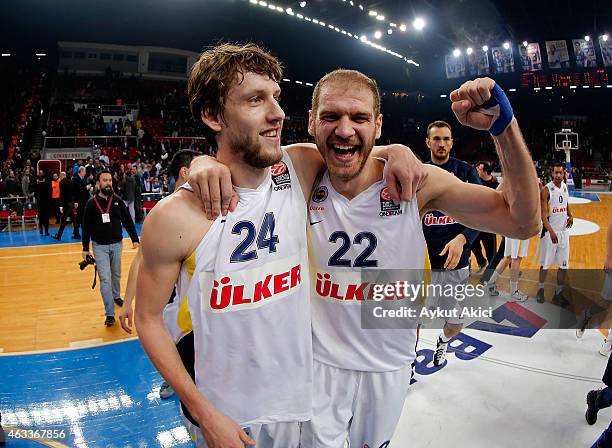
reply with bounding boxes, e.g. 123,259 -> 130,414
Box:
285,142 -> 324,201
286,142 -> 427,203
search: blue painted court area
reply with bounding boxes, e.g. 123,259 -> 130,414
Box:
571,191 -> 601,202
0,340 -> 193,447
0,224 -> 143,249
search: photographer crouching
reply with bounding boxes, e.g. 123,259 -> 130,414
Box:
82,170 -> 140,326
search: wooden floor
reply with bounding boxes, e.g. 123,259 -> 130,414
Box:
0,240 -> 139,353
0,194 -> 610,353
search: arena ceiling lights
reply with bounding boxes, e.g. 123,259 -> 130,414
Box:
245,0 -> 419,66
338,0 -> 425,36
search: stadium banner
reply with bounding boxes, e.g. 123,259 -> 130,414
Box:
545,40 -> 570,68
572,39 -> 597,67
491,46 -> 514,73
519,42 -> 542,71
45,149 -> 93,160
467,50 -> 490,76
445,54 -> 465,79
598,35 -> 612,67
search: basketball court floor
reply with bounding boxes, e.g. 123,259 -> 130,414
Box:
1,191 -> 611,447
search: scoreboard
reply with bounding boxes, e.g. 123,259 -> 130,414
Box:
520,69 -> 609,89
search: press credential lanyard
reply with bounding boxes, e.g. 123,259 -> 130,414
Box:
94,195 -> 113,223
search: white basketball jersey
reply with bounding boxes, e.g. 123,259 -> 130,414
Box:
546,181 -> 569,232
308,161 -> 426,372
181,150 -> 312,426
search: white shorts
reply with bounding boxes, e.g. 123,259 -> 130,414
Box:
504,238 -> 530,259
538,230 -> 570,269
303,360 -> 412,448
182,412 -> 308,448
425,266 -> 470,325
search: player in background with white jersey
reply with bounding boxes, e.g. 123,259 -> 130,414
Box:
536,162 -> 573,306
487,237 -> 530,302
136,43 -> 423,448
303,70 -> 540,446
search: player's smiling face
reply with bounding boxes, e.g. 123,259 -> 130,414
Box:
215,72 -> 285,168
552,166 -> 565,185
309,81 -> 382,182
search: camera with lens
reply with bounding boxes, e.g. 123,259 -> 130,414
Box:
79,254 -> 96,270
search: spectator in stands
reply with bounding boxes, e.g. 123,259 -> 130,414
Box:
21,167 -> 34,201
123,166 -> 139,223
105,119 -> 113,135
72,159 -> 83,177
82,170 -> 139,327
122,138 -> 129,159
52,171 -> 77,241
85,157 -> 95,178
123,120 -> 132,136
113,167 -> 125,200
34,170 -> 51,236
94,158 -> 104,174
150,177 -> 161,194
86,172 -> 96,194
100,149 -> 110,166
5,169 -> 20,197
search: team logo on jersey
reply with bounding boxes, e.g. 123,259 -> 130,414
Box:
204,263 -> 303,312
312,186 -> 328,203
271,161 -> 291,191
379,187 -> 402,217
423,212 -> 457,226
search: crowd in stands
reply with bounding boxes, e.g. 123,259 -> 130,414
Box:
1,64 -> 611,231
0,57 -> 49,170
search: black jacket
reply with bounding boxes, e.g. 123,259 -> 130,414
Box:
34,178 -> 52,212
72,174 -> 90,207
59,177 -> 74,205
82,193 -> 139,250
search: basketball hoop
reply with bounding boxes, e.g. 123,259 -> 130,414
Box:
562,141 -> 572,157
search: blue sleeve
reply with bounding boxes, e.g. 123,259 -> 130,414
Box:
466,165 -> 482,185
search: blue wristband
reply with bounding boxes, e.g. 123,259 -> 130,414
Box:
480,84 -> 513,136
